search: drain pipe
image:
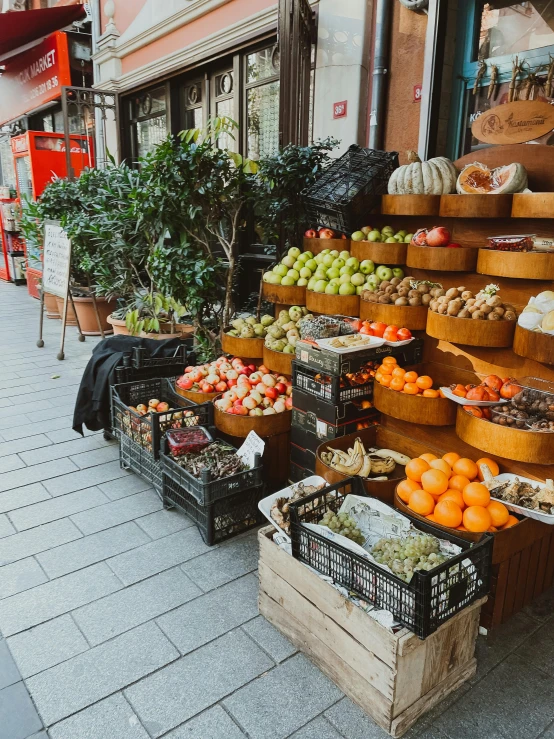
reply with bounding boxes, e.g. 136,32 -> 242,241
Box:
368,0 -> 393,150
91,0 -> 106,167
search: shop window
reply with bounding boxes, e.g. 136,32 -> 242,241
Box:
246,45 -> 280,159
476,2 -> 554,60
128,86 -> 168,161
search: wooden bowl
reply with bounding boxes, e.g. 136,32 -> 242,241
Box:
406,243 -> 477,272
456,406 -> 554,464
350,240 -> 407,265
439,194 -> 513,218
381,194 -> 441,216
221,332 -> 264,361
359,300 -> 428,330
174,386 -> 221,404
262,345 -> 293,376
303,238 -> 350,254
512,192 -> 554,218
477,249 -> 554,280
214,406 -> 291,438
305,290 -> 359,317
262,282 -> 306,306
426,310 -> 516,347
513,324 -> 554,365
373,381 -> 456,426
394,492 -> 486,544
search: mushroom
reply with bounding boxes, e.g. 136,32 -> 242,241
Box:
417,284 -> 430,294
461,291 -> 474,301
472,310 -> 485,319
488,312 -> 501,320
457,308 -> 471,318
437,302 -> 448,314
480,304 -> 493,315
421,294 -> 432,306
395,297 -> 409,306
409,296 -> 423,307
445,288 -> 460,300
486,295 -> 503,308
504,310 -> 517,321
447,298 -> 464,316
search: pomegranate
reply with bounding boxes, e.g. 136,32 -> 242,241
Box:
426,226 -> 451,247
411,228 -> 428,246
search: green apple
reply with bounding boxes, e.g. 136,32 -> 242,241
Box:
314,280 -> 328,293
381,226 -> 394,235
330,250 -> 339,258
325,283 -> 339,295
273,264 -> 288,277
288,247 -> 301,259
303,250 -> 314,259
322,254 -> 334,267
326,267 -> 340,280
392,267 -> 405,279
263,272 -> 272,283
339,265 -> 354,276
356,285 -> 365,295
366,273 -> 381,288
314,254 -> 324,265
393,234 -> 404,241
361,226 -> 372,235
299,267 -> 312,279
346,257 -> 360,271
332,258 -> 345,270
367,230 -> 382,242
350,273 -> 365,287
281,255 -> 295,268
287,269 -> 299,281
297,278 -> 308,286
404,233 -> 414,243
314,270 -> 328,281
305,258 -> 317,272
297,252 -> 310,263
293,260 -> 303,271
270,274 -> 282,285
320,249 -> 330,255
396,230 -> 407,237
307,277 -> 317,290
376,265 -> 393,281
329,277 -> 341,286
360,259 -> 375,274
340,250 -> 350,260
281,275 -> 296,286
385,237 -> 398,243
351,231 -> 365,242
339,282 -> 356,296
339,273 -> 353,284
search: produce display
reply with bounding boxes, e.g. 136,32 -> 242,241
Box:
518,291 -> 554,334
225,314 -> 277,339
322,334 -> 378,349
387,152 -> 458,195
320,439 -> 411,479
270,480 -> 327,535
263,247 -> 320,286
487,234 -> 534,252
214,370 -> 293,416
462,379 -> 554,432
166,427 -> 212,456
304,227 -> 345,240
264,307 -> 310,354
354,320 -> 413,342
120,399 -> 201,453
375,356 -> 441,397
485,474 -> 554,516
447,374 -> 513,403
319,510 -> 364,545
411,226 -> 460,249
350,224 -> 414,243
128,398 -> 172,416
303,250 -> 404,297
456,161 -> 528,195
428,283 -> 517,321
177,357 -> 262,395
371,533 -> 449,581
169,439 -> 248,480
362,276 -> 440,307
314,366 -> 378,389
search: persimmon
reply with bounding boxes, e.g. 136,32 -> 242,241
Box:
451,384 -> 467,398
403,371 -> 418,383
442,452 -> 461,467
463,506 -> 492,533
403,382 -> 419,395
463,482 -> 490,508
380,374 -> 392,387
449,475 -> 471,493
423,389 -> 440,398
419,453 -> 438,463
476,457 -> 499,480
408,489 -> 435,516
397,478 -> 422,503
452,458 -> 479,480
439,489 -> 465,510
463,406 -> 483,418
391,366 -> 406,378
426,514 -> 438,522
405,458 -> 430,482
457,525 -> 468,531
416,375 -> 433,390
500,515 -> 519,529
429,459 -> 452,478
381,356 -> 397,366
434,500 -> 463,529
483,375 -> 503,392
390,377 -> 405,392
421,469 -> 449,496
487,500 -> 509,528
379,363 -> 393,375
374,372 -> 383,383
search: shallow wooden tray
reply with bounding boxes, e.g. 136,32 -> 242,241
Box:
477,249 -> 554,280
351,240 -> 407,265
373,381 -> 456,426
262,281 -> 306,306
512,192 -> 554,218
426,310 -> 516,347
303,238 -> 350,255
262,345 -> 293,376
305,290 -> 359,317
381,194 -> 441,216
359,300 -> 428,330
174,386 -> 220,404
439,194 -> 513,218
513,324 -> 554,365
221,332 -> 264,360
407,244 -> 477,272
214,405 -> 291,438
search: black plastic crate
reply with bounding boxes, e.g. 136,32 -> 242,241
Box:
292,361 -> 373,404
290,442 -> 317,472
292,387 -> 376,425
119,434 -> 162,497
304,146 -> 399,234
160,436 -> 263,506
112,377 -> 212,460
289,461 -> 310,484
113,342 -> 195,384
163,474 -> 265,546
289,477 -> 493,639
292,407 -> 379,442
295,338 -> 424,375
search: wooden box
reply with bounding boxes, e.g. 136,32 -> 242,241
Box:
259,526 -> 484,738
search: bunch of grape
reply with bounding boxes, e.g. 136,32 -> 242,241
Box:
371,533 -> 448,582
318,511 -> 364,545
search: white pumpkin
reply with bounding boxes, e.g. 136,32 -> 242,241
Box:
388,152 -> 458,195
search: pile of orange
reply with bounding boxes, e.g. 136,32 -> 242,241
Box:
397,451 -> 518,533
375,357 -> 440,397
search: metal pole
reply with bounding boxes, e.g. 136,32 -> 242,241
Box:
368,0 -> 393,150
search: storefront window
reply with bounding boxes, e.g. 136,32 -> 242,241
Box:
246,44 -> 280,160
476,2 -> 554,60
128,86 -> 167,161
0,137 -> 16,190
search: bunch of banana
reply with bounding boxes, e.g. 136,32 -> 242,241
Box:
320,440 -> 411,480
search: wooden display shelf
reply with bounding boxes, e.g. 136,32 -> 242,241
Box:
381,194 -> 441,216
214,405 -> 291,437
456,406 -> 554,465
305,290 -> 360,317
262,345 -> 293,376
303,238 -> 350,254
359,300 -> 428,330
477,248 -> 554,280
407,244 -> 477,272
174,386 -> 220,404
513,324 -> 554,366
221,332 -> 263,361
426,310 -> 516,348
262,281 -> 306,306
373,382 -> 456,426
512,192 -> 554,218
439,194 -> 513,219
351,240 -> 407,265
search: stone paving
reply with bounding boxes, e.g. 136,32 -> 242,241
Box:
0,281 -> 554,739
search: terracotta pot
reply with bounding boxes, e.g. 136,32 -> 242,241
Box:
72,296 -> 116,335
43,292 -> 60,320
106,314 -> 186,339
55,296 -> 77,326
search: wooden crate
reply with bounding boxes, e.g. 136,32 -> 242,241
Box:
258,526 -> 485,738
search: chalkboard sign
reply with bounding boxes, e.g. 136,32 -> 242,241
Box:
42,221 -> 71,299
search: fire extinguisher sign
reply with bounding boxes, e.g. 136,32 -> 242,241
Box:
333,101 -> 347,119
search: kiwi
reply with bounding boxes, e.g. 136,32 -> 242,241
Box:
390,277 -> 401,286
421,294 -> 432,306
379,295 -> 392,304
472,310 -> 485,320
417,284 -> 430,294
409,296 -> 423,307
395,297 -> 409,306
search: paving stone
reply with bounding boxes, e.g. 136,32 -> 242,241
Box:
0,454 -> 26,474
0,398 -> 54,421
36,521 -> 149,578
0,518 -> 82,566
32,402 -> 80,423
0,457 -> 79,493
223,653 -> 343,739
0,639 -> 21,689
43,461 -> 131,497
17,435 -> 106,467
0,434 -> 52,459
515,616 -> 554,676
241,615 -> 297,663
290,716 -> 343,739
0,482 -> 51,515
0,562 -> 122,636
539,720 -> 554,737
73,566 -> 202,646
9,486 -> 109,532
472,612 -> 540,683
180,532 -> 258,591
1,416 -> 74,442
27,732 -> 49,739
164,706 -> 246,738
0,413 -> 32,431
0,514 -> 15,539
99,475 -> 155,501
135,508 -> 194,539
48,693 -> 149,739
46,426 -> 98,443
125,629 -> 273,738
0,557 -> 48,599
157,574 -> 259,655
27,622 -> 179,726
523,586 -> 554,624
108,527 -> 213,586
7,615 -> 89,678
69,444 -> 120,469
0,681 -> 43,739
325,697 -> 391,738
70,490 -> 162,535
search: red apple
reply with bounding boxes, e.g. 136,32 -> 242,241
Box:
227,378 -> 237,387
184,366 -> 195,373
426,226 -> 451,247
247,364 -> 256,372
319,228 -> 335,239
233,405 -> 249,416
201,383 -> 214,393
238,366 -> 252,376
305,229 -> 317,238
411,228 -> 428,246
215,381 -> 227,392
265,387 -> 278,400
275,382 -> 287,395
179,377 -> 194,390
285,396 -> 293,409
446,242 -> 461,248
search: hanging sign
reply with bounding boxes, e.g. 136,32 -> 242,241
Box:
471,100 -> 554,145
42,221 -> 71,299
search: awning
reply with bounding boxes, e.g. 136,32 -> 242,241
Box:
0,5 -> 86,59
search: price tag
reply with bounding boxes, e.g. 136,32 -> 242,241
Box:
316,419 -> 328,437
237,431 -> 265,469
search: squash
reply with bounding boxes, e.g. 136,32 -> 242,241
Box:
456,162 -> 528,194
387,151 -> 458,195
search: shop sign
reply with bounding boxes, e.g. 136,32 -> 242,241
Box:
0,32 -> 72,126
333,101 -> 347,119
471,100 -> 554,145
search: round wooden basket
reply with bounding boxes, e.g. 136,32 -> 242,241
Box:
373,382 -> 457,426
426,310 -> 516,347
381,194 -> 441,216
406,243 -> 477,272
174,386 -> 221,404
512,324 -> 554,366
221,332 -> 264,360
512,192 -> 554,218
359,300 -> 429,330
350,240 -> 407,265
303,238 -> 350,254
439,193 -> 513,218
214,406 -> 292,438
262,281 -> 306,306
305,290 -> 359,317
455,406 -> 554,464
262,345 -> 293,376
477,249 -> 554,280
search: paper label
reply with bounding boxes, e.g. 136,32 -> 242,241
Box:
236,430 -> 265,469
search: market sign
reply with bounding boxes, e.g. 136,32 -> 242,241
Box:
0,32 -> 72,126
471,100 -> 554,145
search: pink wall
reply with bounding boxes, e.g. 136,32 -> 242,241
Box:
100,0 -> 149,36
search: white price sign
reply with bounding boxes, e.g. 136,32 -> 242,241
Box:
42,221 -> 71,299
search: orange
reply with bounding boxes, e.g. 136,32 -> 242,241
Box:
488,526 -> 498,532
426,514 -> 438,522
380,363 -> 393,375
380,374 -> 392,387
463,505 -> 492,533
442,452 -> 461,467
408,489 -> 435,517
487,500 -> 510,527
429,459 -> 452,478
416,375 -> 433,390
452,457 -> 479,481
457,525 -> 468,531
476,457 -> 500,481
434,500 -> 463,529
397,478 -> 422,503
419,453 -> 438,463
462,482 -> 491,508
403,382 -> 419,395
439,489 -> 465,510
403,371 -> 418,383
449,474 -> 471,492
382,356 -> 397,366
422,389 -> 440,398
390,377 -> 405,392
421,469 -> 449,496
391,366 -> 406,378
405,458 -> 430,482
375,372 -> 383,383
500,515 -> 519,529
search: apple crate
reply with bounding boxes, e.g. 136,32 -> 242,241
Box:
292,387 -> 374,425
295,338 -> 424,376
292,361 -> 374,404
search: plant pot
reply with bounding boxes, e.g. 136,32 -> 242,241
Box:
107,314 -> 129,335
106,314 -> 188,339
351,240 -> 407,265
72,296 -> 116,335
55,296 -> 77,326
43,292 -> 60,320
214,405 -> 291,437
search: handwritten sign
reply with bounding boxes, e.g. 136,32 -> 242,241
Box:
471,100 -> 554,145
42,221 -> 71,299
237,431 -> 265,469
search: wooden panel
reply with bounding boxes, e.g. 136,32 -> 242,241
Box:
351,240 -> 407,265
407,244 -> 477,272
426,310 -> 516,348
513,325 -> 554,366
523,539 -> 543,608
305,291 -> 359,317
533,532 -> 552,599
542,533 -> 554,590
381,194 -> 441,216
440,194 -> 513,219
488,560 -> 510,628
477,249 -> 554,281
502,552 -> 521,623
262,282 -> 306,306
454,144 -> 554,192
512,545 -> 532,616
512,192 -> 554,218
